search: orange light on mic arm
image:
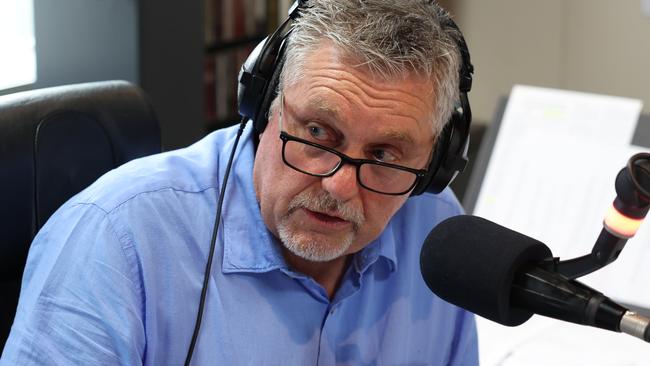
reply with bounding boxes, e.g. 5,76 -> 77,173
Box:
604,204 -> 644,239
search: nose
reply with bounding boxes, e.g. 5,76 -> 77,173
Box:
320,163 -> 360,202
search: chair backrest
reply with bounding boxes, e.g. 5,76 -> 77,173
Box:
0,80 -> 161,349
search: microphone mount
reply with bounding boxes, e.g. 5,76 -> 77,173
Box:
540,153 -> 650,280
513,153 -> 650,343
419,153 -> 650,343
511,263 -> 650,343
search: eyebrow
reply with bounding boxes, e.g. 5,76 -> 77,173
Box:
305,98 -> 341,120
379,129 -> 416,146
301,96 -> 418,146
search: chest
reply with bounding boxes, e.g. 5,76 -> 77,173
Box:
143,266 -> 456,366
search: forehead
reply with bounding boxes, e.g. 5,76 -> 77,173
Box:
282,43 -> 436,141
291,95 -> 419,146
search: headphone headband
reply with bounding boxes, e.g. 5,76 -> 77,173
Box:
237,1 -> 474,195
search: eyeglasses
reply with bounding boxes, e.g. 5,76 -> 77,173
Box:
277,96 -> 428,196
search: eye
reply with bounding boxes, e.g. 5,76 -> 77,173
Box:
305,123 -> 333,142
371,148 -> 399,163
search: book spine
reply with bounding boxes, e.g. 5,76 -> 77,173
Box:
221,0 -> 234,42
204,55 -> 216,121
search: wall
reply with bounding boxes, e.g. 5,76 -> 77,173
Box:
445,0 -> 650,125
8,1 -> 648,148
563,0 -> 650,109
139,1 -> 204,150
1,0 -> 139,94
1,0 -> 205,151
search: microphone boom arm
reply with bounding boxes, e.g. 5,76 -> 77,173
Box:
544,152 -> 650,280
512,265 -> 626,331
544,228 -> 628,280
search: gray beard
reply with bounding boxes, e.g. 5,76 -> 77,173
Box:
277,189 -> 365,262
277,219 -> 354,262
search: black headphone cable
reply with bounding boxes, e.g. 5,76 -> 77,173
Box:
184,116 -> 249,366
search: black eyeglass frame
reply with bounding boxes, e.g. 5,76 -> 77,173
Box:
279,131 -> 428,196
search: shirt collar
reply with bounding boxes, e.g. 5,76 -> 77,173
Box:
220,123 -> 398,275
353,224 -> 398,274
221,123 -> 287,274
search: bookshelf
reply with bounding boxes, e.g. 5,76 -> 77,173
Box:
204,0 -> 292,132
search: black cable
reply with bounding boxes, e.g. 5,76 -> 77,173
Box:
184,117 -> 248,366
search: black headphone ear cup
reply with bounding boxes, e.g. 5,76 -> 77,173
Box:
411,122 -> 452,196
252,56 -> 284,134
430,109 -> 470,193
238,39 -> 268,123
410,18 -> 473,196
237,15 -> 294,134
410,100 -> 471,196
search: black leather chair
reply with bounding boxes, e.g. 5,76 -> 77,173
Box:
0,80 -> 161,349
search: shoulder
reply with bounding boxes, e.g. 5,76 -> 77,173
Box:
412,188 -> 464,213
384,188 -> 464,278
380,187 -> 464,273
396,188 -> 464,229
70,125 -> 246,214
31,123 -> 257,265
373,189 -> 478,363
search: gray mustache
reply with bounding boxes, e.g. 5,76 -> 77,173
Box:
287,190 -> 365,227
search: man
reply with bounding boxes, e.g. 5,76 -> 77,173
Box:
2,0 -> 478,364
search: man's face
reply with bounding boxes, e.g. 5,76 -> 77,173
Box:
253,42 -> 436,263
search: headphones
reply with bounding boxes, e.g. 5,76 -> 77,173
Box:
237,0 -> 474,195
186,4 -> 474,362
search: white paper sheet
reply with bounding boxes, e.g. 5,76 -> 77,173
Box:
472,85 -> 649,365
474,85 -> 647,305
477,316 -> 650,366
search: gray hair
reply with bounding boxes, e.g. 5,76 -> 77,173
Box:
274,0 -> 463,137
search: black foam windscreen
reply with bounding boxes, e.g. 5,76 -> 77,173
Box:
420,215 -> 552,326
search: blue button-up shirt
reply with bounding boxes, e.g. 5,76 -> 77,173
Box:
2,123 -> 478,365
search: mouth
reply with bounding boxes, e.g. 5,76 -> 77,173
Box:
302,208 -> 352,229
306,209 -> 347,223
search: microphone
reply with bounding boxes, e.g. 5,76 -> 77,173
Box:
420,215 -> 650,342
